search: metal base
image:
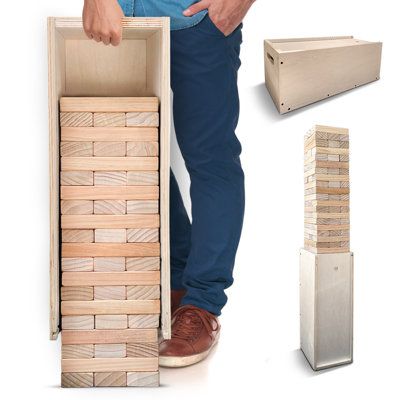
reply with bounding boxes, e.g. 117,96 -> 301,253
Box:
300,249 -> 354,370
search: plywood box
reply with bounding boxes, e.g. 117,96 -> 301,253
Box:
264,36 -> 382,113
48,18 -> 171,387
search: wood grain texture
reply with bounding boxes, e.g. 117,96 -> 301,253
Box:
62,271 -> 160,286
61,185 -> 159,200
61,141 -> 93,157
127,228 -> 159,242
127,371 -> 159,387
127,200 -> 158,214
61,328 -> 158,345
62,229 -> 94,243
60,112 -> 93,127
94,113 -> 126,127
93,141 -> 126,156
61,200 -> 94,215
62,344 -> 94,359
126,112 -> 159,127
127,171 -> 159,185
61,286 -> 94,301
127,285 -> 160,300
61,372 -> 93,387
60,97 -> 158,112
94,171 -> 127,186
61,299 -> 160,315
128,314 -> 159,328
61,214 -> 159,229
61,258 -> 94,272
61,127 -> 158,142
61,171 -> 93,186
126,342 -> 158,358
94,257 -> 125,272
62,315 -> 94,330
61,156 -> 158,171
62,242 -> 160,257
127,141 -> 159,156
94,200 -> 126,215
95,315 -> 128,329
126,257 -> 160,271
94,344 -> 126,358
95,229 -> 127,243
94,286 -> 126,300
94,372 -> 127,387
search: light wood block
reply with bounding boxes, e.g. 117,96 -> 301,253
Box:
61,300 -> 160,316
95,344 -> 127,358
94,200 -> 126,215
61,142 -> 93,157
61,156 -> 158,171
61,372 -> 93,388
60,97 -> 158,112
94,286 -> 126,300
62,271 -> 160,286
127,200 -> 159,214
62,258 -> 93,272
94,113 -> 126,127
94,142 -> 126,156
61,185 -> 159,200
61,329 -> 158,345
61,200 -> 94,215
95,229 -> 127,243
94,257 -> 125,272
94,372 -> 127,387
126,112 -> 159,127
62,243 -> 160,258
60,171 -> 93,186
127,171 -> 159,185
127,371 -> 159,387
62,229 -> 94,243
62,344 -> 94,359
61,214 -> 159,229
126,342 -> 158,358
61,286 -> 94,301
62,357 -> 158,373
94,171 -> 127,186
127,141 -> 159,156
95,315 -> 128,329
126,257 -> 160,271
128,314 -> 159,329
60,112 -> 93,127
61,127 -> 158,142
127,228 -> 159,242
62,315 -> 94,330
127,285 -> 160,300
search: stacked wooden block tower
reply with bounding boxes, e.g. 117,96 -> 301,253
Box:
304,125 -> 350,253
59,97 -> 161,387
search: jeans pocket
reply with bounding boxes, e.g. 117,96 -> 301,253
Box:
204,13 -> 227,37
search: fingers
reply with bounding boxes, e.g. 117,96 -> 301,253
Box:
183,0 -> 210,16
83,24 -> 121,46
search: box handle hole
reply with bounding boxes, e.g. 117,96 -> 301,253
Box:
267,53 -> 274,64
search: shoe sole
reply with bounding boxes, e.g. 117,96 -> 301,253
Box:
159,331 -> 220,368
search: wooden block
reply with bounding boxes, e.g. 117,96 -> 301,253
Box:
61,156 -> 158,171
94,142 -> 126,156
61,286 -> 94,301
61,357 -> 158,373
126,257 -> 160,271
94,372 -> 127,387
126,112 -> 159,127
95,344 -> 127,358
94,171 -> 127,186
95,229 -> 127,243
62,315 -> 94,330
127,171 -> 159,185
61,142 -> 93,157
128,314 -> 159,328
62,243 -> 160,258
60,171 -> 93,186
127,228 -> 159,243
62,257 -> 93,272
126,342 -> 158,358
94,113 -> 126,127
62,271 -> 160,286
61,372 -> 93,388
62,229 -> 94,243
62,329 -> 158,345
94,286 -> 126,300
61,127 -> 158,142
60,97 -> 159,113
94,257 -> 125,272
127,200 -> 159,214
60,112 -> 93,127
61,185 -> 159,200
127,141 -> 159,156
127,372 -> 159,387
127,286 -> 160,300
95,315 -> 128,329
61,299 -> 160,316
61,200 -> 94,215
62,344 -> 94,359
94,200 -> 126,215
61,214 -> 159,229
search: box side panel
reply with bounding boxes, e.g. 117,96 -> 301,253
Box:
300,249 -> 316,369
146,19 -> 171,339
279,43 -> 381,113
49,17 -> 65,340
315,252 -> 353,369
263,41 -> 281,112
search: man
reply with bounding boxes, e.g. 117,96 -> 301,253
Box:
82,0 -> 255,367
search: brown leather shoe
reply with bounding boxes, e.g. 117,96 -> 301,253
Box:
171,289 -> 186,315
159,304 -> 220,367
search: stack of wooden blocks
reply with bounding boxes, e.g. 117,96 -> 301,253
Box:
59,97 -> 161,387
304,125 -> 350,253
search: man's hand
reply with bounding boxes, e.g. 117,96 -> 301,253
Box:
82,0 -> 124,46
183,0 -> 255,36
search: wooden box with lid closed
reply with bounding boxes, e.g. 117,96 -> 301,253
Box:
264,36 -> 382,113
48,17 -> 170,387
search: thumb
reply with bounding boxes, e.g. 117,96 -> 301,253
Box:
183,0 -> 210,16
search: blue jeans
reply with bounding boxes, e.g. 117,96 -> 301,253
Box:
170,15 -> 245,316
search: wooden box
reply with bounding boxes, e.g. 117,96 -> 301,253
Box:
264,36 -> 382,113
48,18 -> 170,386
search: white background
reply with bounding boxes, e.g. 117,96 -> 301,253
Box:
1,0 -> 399,398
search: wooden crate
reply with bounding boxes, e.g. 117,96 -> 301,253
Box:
304,125 -> 350,254
264,36 -> 382,113
48,18 -> 170,387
